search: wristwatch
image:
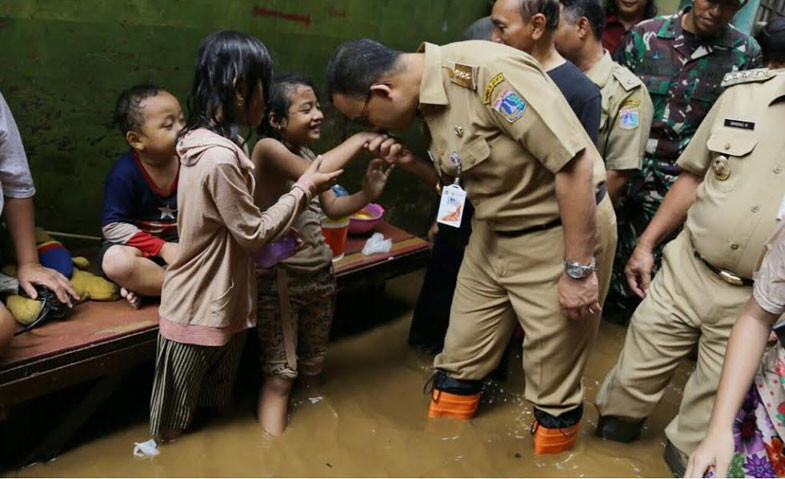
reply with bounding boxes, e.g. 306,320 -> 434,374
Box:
565,258 -> 597,280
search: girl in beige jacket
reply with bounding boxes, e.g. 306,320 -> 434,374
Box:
148,30 -> 341,446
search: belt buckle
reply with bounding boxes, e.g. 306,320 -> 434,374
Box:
719,270 -> 744,286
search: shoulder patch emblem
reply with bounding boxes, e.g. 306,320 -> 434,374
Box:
619,107 -> 639,130
621,98 -> 640,108
483,73 -> 505,104
449,62 -> 478,90
721,68 -> 776,88
492,89 -> 526,123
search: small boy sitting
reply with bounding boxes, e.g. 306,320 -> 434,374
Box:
99,85 -> 183,308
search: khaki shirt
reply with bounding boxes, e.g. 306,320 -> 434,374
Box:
418,41 -> 605,231
678,68 -> 785,279
586,51 -> 653,171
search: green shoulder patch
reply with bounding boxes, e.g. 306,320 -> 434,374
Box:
483,73 -> 505,104
721,68 -> 776,88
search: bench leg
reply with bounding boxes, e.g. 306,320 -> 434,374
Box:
24,372 -> 126,465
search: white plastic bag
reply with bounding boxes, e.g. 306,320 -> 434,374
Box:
361,232 -> 392,256
133,438 -> 160,457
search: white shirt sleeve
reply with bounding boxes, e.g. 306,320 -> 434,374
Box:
0,91 -> 36,202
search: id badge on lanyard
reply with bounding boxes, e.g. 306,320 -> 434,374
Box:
436,152 -> 467,228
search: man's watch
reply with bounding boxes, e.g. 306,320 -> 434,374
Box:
564,258 -> 597,280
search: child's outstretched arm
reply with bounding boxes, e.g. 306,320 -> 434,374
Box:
320,158 -> 394,219
252,132 -> 379,180
210,156 -> 341,252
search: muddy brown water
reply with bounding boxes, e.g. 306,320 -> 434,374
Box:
5,270 -> 692,477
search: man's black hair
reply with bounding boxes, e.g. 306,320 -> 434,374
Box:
113,84 -> 162,134
757,17 -> 785,66
519,0 -> 562,32
561,0 -> 607,39
325,38 -> 402,100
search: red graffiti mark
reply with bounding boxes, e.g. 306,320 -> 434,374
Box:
328,8 -> 346,18
252,7 -> 311,27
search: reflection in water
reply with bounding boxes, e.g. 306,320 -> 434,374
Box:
6,271 -> 691,477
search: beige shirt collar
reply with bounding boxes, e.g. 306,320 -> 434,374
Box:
417,42 -> 449,106
585,50 -> 614,89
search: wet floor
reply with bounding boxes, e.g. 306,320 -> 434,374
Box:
4,270 -> 692,477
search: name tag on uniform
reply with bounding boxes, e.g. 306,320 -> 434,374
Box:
437,184 -> 467,228
724,118 -> 755,130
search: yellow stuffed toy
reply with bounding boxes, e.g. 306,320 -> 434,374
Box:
2,228 -> 119,325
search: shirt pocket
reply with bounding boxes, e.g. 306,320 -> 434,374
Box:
704,131 -> 757,193
436,136 -> 491,179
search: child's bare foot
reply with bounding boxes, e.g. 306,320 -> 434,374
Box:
120,287 -> 141,309
258,376 -> 293,436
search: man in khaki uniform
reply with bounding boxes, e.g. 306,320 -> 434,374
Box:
594,67 -> 785,475
554,0 -> 654,204
325,38 -> 617,454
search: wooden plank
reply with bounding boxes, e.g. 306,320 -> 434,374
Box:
0,221 -> 430,409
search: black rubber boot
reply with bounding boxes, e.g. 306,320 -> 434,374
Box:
595,415 -> 645,442
533,405 -> 583,428
427,370 -> 483,395
663,439 -> 688,478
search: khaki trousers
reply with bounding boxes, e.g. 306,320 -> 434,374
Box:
595,230 -> 752,454
434,196 -> 617,417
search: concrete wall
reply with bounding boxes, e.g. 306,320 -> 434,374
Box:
0,1 -> 489,237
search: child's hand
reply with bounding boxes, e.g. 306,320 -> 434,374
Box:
362,158 -> 395,201
300,156 -> 343,195
366,135 -> 416,168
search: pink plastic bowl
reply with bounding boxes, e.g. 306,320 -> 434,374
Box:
348,203 -> 385,234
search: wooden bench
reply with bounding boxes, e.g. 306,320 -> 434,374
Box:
0,220 -> 429,411
0,222 -> 429,464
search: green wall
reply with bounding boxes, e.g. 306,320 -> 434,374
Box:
0,1 -> 489,237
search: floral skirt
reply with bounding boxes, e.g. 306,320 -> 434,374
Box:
708,387 -> 785,477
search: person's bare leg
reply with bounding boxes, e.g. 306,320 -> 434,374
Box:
258,376 -> 294,436
102,245 -> 164,308
0,304 -> 16,357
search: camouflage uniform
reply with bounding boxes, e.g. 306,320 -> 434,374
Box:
606,8 -> 761,321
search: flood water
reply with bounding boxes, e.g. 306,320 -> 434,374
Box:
4,270 -> 691,477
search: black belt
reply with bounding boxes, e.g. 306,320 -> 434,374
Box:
693,251 -> 752,286
495,184 -> 607,238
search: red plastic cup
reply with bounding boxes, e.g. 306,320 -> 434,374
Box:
321,217 -> 350,262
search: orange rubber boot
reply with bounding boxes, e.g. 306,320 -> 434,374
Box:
427,389 -> 481,419
531,419 -> 580,455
